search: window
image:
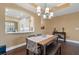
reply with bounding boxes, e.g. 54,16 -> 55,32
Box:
19,16 -> 34,32
5,8 -> 34,33
5,22 -> 16,32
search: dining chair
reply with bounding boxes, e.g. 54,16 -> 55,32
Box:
46,42 -> 62,55
27,34 -> 36,37
36,34 -> 42,36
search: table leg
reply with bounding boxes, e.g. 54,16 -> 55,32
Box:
59,46 -> 61,55
64,36 -> 66,42
57,37 -> 59,43
64,33 -> 66,42
26,49 -> 29,55
43,45 -> 46,55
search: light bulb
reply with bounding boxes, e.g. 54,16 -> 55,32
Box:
48,16 -> 51,19
43,15 -> 46,19
45,7 -> 49,13
37,6 -> 41,10
37,6 -> 41,14
37,13 -> 41,16
50,12 -> 53,16
5,8 -> 9,12
46,7 -> 49,10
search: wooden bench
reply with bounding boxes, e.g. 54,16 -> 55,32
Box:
46,43 -> 62,55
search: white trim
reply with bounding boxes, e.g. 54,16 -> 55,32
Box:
67,39 -> 79,44
6,43 -> 26,52
59,39 -> 79,44
6,39 -> 79,52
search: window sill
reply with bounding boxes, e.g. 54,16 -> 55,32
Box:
5,31 -> 34,34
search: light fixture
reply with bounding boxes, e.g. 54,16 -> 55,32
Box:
36,4 -> 54,19
37,6 -> 41,16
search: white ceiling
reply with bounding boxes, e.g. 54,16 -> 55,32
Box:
54,3 -> 79,17
35,3 -> 59,8
16,3 -> 79,17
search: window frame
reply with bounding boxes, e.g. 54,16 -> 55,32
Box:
5,16 -> 35,34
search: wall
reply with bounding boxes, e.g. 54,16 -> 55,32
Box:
2,3 -> 79,48
0,3 -> 41,48
49,12 -> 79,41
43,20 -> 52,34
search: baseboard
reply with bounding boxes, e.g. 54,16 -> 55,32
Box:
6,42 -> 26,52
6,39 -> 79,52
59,39 -> 79,44
67,39 -> 79,44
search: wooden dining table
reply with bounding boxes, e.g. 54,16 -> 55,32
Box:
27,35 -> 57,55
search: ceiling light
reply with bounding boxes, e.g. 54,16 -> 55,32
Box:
36,4 -> 54,19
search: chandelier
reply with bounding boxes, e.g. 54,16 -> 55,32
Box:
36,4 -> 54,19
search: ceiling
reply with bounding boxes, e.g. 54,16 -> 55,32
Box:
35,3 -> 59,8
16,3 -> 79,17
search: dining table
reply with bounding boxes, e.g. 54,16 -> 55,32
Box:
26,35 -> 57,55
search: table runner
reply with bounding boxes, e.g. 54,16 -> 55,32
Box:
27,35 -> 53,54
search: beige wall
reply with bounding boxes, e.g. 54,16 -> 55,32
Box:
1,3 -> 79,48
48,12 -> 79,41
0,3 -> 42,48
